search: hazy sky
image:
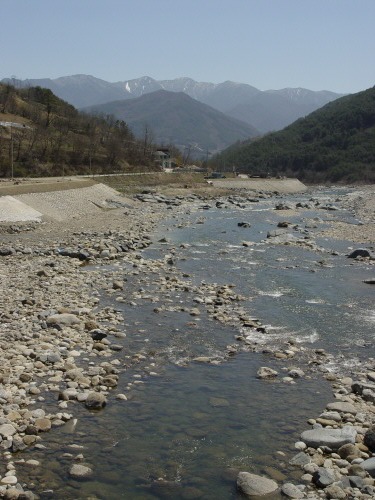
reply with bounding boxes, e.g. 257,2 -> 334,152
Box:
1,0 -> 374,94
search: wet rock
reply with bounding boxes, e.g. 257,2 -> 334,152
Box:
209,397 -> 230,407
35,418 -> 52,432
289,452 -> 311,467
69,464 -> 93,479
288,368 -> 305,378
84,392 -> 107,410
256,367 -> 278,379
347,248 -> 371,258
237,471 -> 278,497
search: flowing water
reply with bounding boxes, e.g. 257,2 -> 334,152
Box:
18,189 -> 374,499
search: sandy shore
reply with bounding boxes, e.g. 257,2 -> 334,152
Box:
0,182 -> 374,498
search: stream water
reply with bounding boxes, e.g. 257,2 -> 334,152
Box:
17,189 -> 374,499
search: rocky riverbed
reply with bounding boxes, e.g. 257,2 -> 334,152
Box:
0,183 -> 374,499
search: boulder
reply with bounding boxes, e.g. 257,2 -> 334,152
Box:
46,313 -> 81,329
0,424 -> 17,437
69,464 -> 93,479
256,367 -> 278,379
84,392 -> 107,410
338,443 -> 361,459
300,426 -> 356,450
237,472 -> 278,497
348,248 -> 371,258
312,467 -> 336,488
324,484 -> 347,499
364,425 -> 375,451
360,457 -> 375,477
281,483 -> 304,498
326,401 -> 357,414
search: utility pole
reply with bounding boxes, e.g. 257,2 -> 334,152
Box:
10,124 -> 14,180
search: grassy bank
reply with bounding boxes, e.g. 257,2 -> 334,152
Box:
100,172 -> 233,197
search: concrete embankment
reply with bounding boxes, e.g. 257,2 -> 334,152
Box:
0,183 -> 134,222
0,177 -> 307,223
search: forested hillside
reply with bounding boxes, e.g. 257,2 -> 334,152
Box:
85,90 -> 259,153
0,84 -> 155,177
214,86 -> 375,183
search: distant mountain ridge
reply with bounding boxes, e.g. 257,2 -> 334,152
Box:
84,90 -> 259,153
2,74 -> 343,133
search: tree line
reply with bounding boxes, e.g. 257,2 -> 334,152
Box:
0,84 -> 159,177
212,86 -> 375,183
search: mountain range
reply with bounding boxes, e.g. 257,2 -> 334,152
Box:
2,74 -> 345,155
3,74 -> 343,133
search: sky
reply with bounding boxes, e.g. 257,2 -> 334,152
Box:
1,0 -> 374,94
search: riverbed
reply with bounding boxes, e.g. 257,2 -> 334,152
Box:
7,186 -> 374,499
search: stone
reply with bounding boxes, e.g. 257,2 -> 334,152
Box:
289,452 -> 311,467
237,472 -> 278,497
256,367 -> 278,379
348,464 -> 367,477
300,426 -> 356,450
84,392 -> 107,409
46,313 -> 81,328
112,280 -> 124,290
288,368 -> 305,378
338,443 -> 361,459
312,467 -> 336,488
281,482 -> 304,498
324,484 -> 347,499
352,380 -> 375,395
364,425 -> 375,451
69,464 -> 93,478
0,476 -> 17,485
326,401 -> 357,414
0,424 -> 17,437
34,418 -> 52,432
348,248 -> 371,258
360,457 -> 375,477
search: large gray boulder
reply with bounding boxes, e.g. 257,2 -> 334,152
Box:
326,401 -> 357,414
237,472 -> 278,497
300,426 -> 356,450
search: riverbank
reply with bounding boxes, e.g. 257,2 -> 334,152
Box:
0,182 -> 374,498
